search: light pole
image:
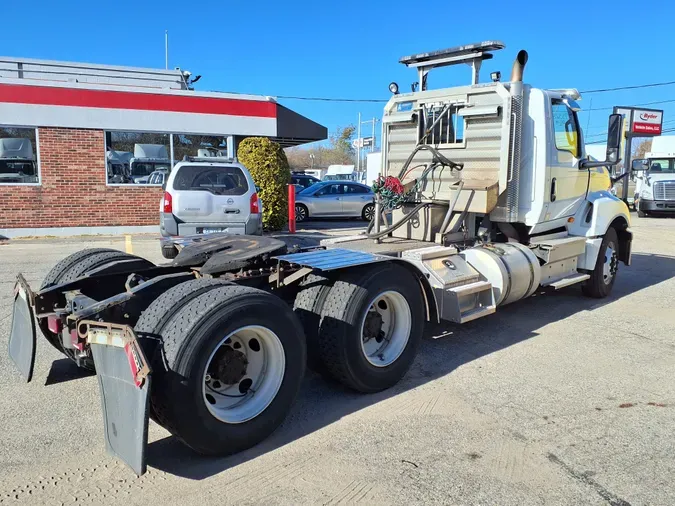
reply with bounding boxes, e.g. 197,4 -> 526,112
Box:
356,114 -> 380,179
309,152 -> 315,171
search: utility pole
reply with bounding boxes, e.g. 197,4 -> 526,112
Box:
165,30 -> 169,70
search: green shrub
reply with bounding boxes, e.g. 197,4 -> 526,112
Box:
237,137 -> 291,231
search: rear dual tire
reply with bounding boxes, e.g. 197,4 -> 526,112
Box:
136,280 -> 306,455
294,262 -> 424,393
39,248 -> 154,370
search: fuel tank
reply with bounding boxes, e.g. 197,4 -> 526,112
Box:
461,242 -> 541,306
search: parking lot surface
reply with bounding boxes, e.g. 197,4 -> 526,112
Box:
0,217 -> 674,505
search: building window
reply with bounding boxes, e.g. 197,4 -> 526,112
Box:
0,127 -> 40,185
105,132 -> 232,185
105,131 -> 170,185
172,134 -> 230,163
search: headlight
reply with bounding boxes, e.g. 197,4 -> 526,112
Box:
641,189 -> 652,199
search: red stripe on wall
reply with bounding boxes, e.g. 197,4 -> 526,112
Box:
0,83 -> 277,118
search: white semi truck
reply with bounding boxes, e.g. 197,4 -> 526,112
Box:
632,135 -> 675,216
8,41 -> 631,475
0,138 -> 38,184
129,144 -> 171,184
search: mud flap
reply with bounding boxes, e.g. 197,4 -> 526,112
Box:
88,325 -> 151,476
8,275 -> 36,383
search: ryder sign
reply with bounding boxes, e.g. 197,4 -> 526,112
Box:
632,110 -> 663,135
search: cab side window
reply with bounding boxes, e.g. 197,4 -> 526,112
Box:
552,101 -> 580,158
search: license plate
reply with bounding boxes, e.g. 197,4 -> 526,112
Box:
201,228 -> 227,234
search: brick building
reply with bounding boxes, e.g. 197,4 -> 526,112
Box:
0,57 -> 326,238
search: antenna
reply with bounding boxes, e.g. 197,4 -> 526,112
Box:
165,30 -> 169,70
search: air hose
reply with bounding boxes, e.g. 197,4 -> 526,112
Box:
368,144 -> 464,239
366,202 -> 433,239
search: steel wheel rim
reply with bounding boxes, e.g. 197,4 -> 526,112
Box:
295,205 -> 307,221
359,290 -> 411,367
203,325 -> 285,424
364,204 -> 374,221
603,242 -> 618,285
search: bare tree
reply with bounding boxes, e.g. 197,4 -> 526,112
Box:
284,126 -> 357,170
633,139 -> 653,159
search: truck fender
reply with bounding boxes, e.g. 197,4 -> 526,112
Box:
569,190 -> 632,268
392,260 -> 439,324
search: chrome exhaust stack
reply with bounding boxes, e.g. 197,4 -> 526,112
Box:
493,50 -> 529,223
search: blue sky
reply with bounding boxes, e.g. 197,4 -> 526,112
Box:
2,0 -> 674,147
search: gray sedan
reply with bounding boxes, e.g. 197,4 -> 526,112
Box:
294,181 -> 375,221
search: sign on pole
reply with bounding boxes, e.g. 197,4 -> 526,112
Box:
631,110 -> 663,135
362,137 -> 374,148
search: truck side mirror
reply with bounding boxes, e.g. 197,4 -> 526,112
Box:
605,114 -> 622,164
631,159 -> 648,172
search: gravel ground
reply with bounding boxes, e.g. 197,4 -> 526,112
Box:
0,217 -> 674,505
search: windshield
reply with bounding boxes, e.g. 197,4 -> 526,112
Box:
648,159 -> 675,173
0,160 -> 36,175
292,176 -> 320,188
172,165 -> 249,195
299,182 -> 324,195
131,162 -> 170,177
0,160 -> 38,182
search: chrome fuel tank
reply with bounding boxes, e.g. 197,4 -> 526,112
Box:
461,243 -> 541,306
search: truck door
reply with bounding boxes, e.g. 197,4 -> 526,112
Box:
546,100 -> 588,221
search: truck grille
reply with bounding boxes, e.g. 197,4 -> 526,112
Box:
653,181 -> 675,201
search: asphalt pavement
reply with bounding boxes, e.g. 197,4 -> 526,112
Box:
0,217 -> 674,505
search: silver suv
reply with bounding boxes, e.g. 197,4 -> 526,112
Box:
160,160 -> 262,258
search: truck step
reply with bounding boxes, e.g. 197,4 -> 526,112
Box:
547,273 -> 591,289
459,304 -> 496,323
447,280 -> 493,296
441,280 -> 495,323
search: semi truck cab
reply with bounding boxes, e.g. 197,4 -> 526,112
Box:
8,41 -> 633,476
633,152 -> 675,216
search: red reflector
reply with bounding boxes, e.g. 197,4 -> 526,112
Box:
47,316 -> 62,334
71,329 -> 84,351
124,342 -> 143,388
250,192 -> 260,214
163,191 -> 173,213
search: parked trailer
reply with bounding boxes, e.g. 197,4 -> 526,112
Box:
8,42 -> 632,475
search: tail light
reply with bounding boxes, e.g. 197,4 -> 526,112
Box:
250,192 -> 260,214
163,192 -> 173,213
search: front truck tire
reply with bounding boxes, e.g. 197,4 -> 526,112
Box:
582,227 -> 619,298
39,248 -> 154,370
136,281 -> 306,455
316,262 -> 424,393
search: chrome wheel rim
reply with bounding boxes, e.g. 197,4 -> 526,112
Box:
364,204 -> 374,221
203,325 -> 285,424
295,205 -> 307,222
359,291 -> 411,367
603,242 -> 618,285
